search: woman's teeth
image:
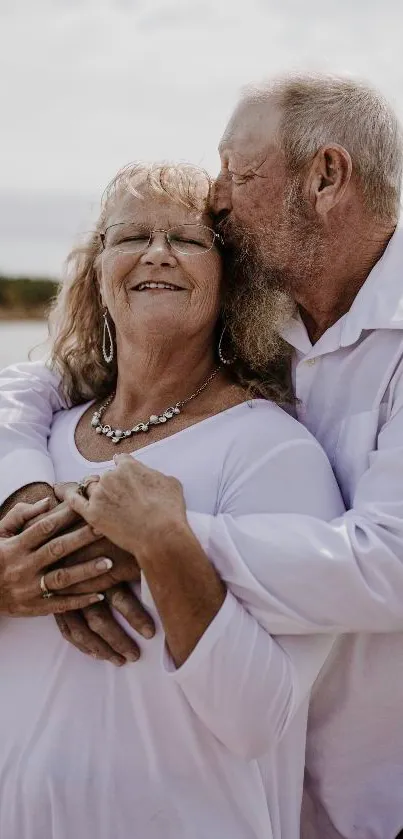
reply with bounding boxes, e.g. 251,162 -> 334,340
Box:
135,282 -> 180,291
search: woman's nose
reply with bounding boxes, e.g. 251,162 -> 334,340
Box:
211,172 -> 233,216
139,233 -> 177,266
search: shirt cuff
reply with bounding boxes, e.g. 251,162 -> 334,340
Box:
0,450 -> 55,506
161,590 -> 238,680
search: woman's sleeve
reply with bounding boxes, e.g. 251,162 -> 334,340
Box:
163,437 -> 343,759
0,361 -> 64,504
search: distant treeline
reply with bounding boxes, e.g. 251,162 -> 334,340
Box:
0,276 -> 59,319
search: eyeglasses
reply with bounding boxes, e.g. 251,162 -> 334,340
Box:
99,223 -> 223,257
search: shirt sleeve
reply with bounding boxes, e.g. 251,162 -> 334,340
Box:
0,361 -> 64,504
163,436 -> 342,759
187,391 -> 403,634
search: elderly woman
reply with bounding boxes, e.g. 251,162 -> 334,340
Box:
0,162 -> 343,839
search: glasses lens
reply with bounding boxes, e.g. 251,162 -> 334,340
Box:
168,225 -> 215,255
105,224 -> 150,254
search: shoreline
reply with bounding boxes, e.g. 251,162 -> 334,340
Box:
0,310 -> 48,322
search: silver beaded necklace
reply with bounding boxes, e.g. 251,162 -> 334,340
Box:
91,366 -> 222,444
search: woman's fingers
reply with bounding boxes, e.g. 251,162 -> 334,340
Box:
43,591 -> 105,615
33,524 -> 101,570
42,556 -> 113,593
19,503 -> 85,552
0,497 -> 51,537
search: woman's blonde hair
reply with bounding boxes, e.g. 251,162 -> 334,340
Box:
49,161 -> 293,407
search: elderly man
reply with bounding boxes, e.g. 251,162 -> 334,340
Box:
1,73 -> 403,838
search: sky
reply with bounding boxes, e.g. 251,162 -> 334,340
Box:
1,0 -> 403,277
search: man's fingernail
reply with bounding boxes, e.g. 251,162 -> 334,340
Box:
95,593 -> 105,601
95,558 -> 113,571
112,657 -> 125,667
126,652 -> 139,662
142,625 -> 155,639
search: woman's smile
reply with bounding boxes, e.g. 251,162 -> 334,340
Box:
130,280 -> 184,292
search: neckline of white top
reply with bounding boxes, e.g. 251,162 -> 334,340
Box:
68,397 -> 268,468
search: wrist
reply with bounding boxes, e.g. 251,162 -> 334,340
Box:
0,482 -> 58,519
134,515 -> 193,567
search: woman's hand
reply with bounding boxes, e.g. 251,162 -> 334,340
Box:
0,499 -> 110,617
62,454 -> 187,557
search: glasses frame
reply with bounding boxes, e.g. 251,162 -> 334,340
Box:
99,223 -> 224,256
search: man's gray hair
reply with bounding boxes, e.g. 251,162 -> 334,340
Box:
242,74 -> 403,222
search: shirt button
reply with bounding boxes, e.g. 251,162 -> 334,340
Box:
305,358 -> 316,365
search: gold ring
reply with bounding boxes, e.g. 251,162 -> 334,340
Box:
40,574 -> 54,599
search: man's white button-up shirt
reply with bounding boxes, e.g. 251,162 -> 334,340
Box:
2,225 -> 403,838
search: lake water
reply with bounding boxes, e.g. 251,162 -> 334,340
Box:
0,320 -> 50,369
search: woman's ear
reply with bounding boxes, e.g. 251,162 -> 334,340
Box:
306,143 -> 353,217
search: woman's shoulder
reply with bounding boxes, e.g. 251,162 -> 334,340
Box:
219,398 -> 319,454
215,399 -> 342,518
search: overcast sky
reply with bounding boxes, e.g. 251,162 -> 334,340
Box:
1,0 -> 403,277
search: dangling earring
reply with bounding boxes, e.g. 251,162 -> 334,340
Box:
218,326 -> 236,365
102,307 -> 114,364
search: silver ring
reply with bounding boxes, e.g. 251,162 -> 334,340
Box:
40,574 -> 54,599
77,475 -> 100,499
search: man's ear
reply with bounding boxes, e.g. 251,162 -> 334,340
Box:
307,144 -> 353,217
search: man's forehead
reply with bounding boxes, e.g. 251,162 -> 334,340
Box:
219,99 -> 280,157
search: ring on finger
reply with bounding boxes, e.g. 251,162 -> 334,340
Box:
77,475 -> 100,499
40,574 -> 54,599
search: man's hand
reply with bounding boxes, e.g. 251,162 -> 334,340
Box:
55,583 -> 155,665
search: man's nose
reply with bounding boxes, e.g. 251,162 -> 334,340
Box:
140,232 -> 177,266
211,172 -> 232,216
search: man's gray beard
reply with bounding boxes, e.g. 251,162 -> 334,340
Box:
220,221 -> 296,372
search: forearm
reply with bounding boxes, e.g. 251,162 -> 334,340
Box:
187,510 -> 403,634
0,361 -> 63,505
0,482 -> 58,519
137,519 -> 226,667
164,593 -> 334,759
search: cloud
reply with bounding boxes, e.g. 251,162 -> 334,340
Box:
1,0 -> 402,274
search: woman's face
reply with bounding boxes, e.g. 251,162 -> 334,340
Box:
98,189 -> 223,355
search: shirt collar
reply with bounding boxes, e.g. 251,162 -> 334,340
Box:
281,221 -> 403,353
340,221 -> 403,347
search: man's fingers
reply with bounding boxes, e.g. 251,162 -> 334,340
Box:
82,600 -> 141,662
19,503 -> 85,551
106,584 -> 155,639
33,524 -> 101,570
54,611 -> 126,665
43,556 -> 114,592
0,497 -> 51,537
